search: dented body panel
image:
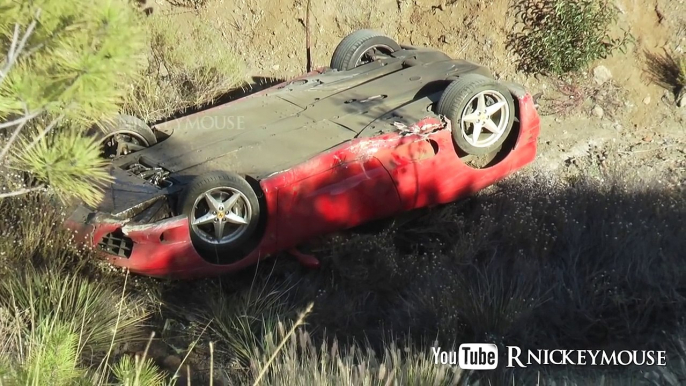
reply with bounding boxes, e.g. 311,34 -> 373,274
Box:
64,47 -> 541,279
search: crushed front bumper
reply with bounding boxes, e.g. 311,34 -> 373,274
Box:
64,205 -> 259,279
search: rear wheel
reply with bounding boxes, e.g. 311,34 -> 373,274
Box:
437,74 -> 515,156
330,29 -> 401,71
93,114 -> 157,159
178,171 -> 261,255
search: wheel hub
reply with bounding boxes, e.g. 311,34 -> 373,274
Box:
459,90 -> 510,148
190,187 -> 252,245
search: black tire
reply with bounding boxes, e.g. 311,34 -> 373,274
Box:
93,114 -> 157,159
437,74 -> 516,155
330,29 -> 401,71
178,171 -> 261,256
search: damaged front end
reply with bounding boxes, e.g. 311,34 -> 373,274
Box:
65,160 -> 184,263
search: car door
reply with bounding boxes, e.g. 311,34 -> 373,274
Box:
275,155 -> 401,249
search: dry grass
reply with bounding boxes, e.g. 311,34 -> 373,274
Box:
538,78 -> 626,118
122,13 -> 246,123
644,50 -> 686,102
162,151 -> 684,384
1,147 -> 685,385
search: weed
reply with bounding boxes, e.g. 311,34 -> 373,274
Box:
123,14 -> 245,123
112,354 -> 167,386
509,0 -> 632,75
247,325 -> 462,386
188,278 -> 296,368
644,50 -> 686,101
164,0 -> 209,10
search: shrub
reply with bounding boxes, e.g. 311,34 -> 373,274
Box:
246,326 -> 462,386
0,321 -> 89,386
123,14 -> 245,123
188,279 -> 295,368
644,50 -> 686,101
509,0 -> 632,75
0,266 -> 149,363
112,355 -> 167,386
0,0 -> 147,203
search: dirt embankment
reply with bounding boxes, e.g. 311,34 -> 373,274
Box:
143,0 -> 684,181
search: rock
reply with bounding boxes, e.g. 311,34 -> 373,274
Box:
592,105 -> 604,118
163,355 -> 183,370
592,65 -> 612,85
643,95 -> 651,104
662,90 -> 675,105
271,64 -> 280,71
158,63 -> 169,78
678,94 -> 686,108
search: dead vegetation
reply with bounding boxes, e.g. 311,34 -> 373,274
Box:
644,49 -> 686,103
122,14 -> 246,123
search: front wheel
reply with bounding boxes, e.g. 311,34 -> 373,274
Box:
178,171 -> 261,255
437,74 -> 515,156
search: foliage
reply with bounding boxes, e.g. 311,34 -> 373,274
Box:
122,14 -> 245,123
0,322 -> 90,386
508,0 -> 632,75
11,126 -> 111,207
112,355 -> 167,386
0,0 -> 147,203
0,0 -> 147,122
0,266 -> 149,362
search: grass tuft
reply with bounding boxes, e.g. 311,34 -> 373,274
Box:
123,14 -> 246,123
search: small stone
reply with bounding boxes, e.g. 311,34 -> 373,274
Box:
272,64 -> 280,70
163,355 -> 182,370
678,94 -> 686,108
642,135 -> 653,142
592,65 -> 612,85
158,63 -> 169,77
592,105 -> 604,118
643,95 -> 651,104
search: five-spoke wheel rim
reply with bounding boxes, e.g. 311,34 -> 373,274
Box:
101,131 -> 150,159
354,44 -> 395,67
459,90 -> 510,148
190,187 -> 252,245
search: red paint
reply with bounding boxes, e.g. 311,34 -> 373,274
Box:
65,93 -> 541,279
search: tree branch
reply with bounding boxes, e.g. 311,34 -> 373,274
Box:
0,9 -> 42,85
0,110 -> 42,130
0,118 -> 29,165
0,185 -> 46,199
22,113 -> 65,154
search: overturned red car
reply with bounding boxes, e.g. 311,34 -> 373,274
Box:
66,30 -> 541,279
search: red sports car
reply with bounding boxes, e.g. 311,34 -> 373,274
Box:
66,30 -> 541,279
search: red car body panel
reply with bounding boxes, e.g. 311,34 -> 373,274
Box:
66,90 -> 539,279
